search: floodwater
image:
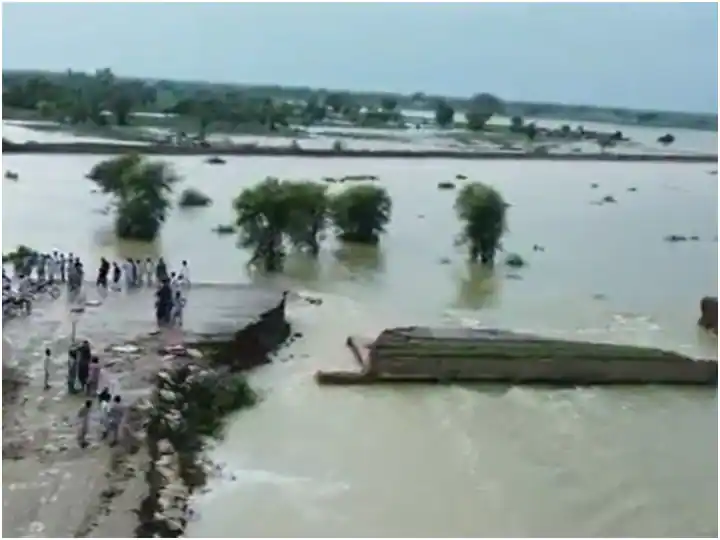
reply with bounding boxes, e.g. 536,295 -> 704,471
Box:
2,151 -> 718,537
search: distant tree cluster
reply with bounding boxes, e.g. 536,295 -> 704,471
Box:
3,69 -> 514,134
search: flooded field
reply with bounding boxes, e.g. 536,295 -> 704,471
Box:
5,115 -> 718,156
2,153 -> 718,536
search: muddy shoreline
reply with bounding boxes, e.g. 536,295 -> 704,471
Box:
3,140 -> 717,163
1,288 -> 290,538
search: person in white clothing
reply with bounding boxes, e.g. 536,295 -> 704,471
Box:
179,260 -> 191,287
172,290 -> 185,327
122,258 -> 133,290
17,274 -> 32,313
47,255 -> 57,283
144,258 -> 154,286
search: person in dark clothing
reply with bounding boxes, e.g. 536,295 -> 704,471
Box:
59,254 -> 67,283
76,340 -> 92,393
155,257 -> 168,283
97,257 -> 110,289
112,262 -> 121,290
67,346 -> 79,394
97,386 -> 111,405
131,260 -> 138,287
155,279 -> 173,327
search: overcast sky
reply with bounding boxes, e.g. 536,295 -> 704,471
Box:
3,2 -> 717,112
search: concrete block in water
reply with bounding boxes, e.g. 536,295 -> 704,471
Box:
317,327 -> 717,386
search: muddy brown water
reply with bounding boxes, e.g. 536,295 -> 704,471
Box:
2,153 -> 718,537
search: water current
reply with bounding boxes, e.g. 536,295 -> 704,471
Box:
2,129 -> 718,536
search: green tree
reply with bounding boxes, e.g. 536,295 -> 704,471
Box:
88,155 -> 179,241
454,182 -> 507,264
465,93 -> 505,131
233,177 -> 292,272
435,100 -> 455,127
233,179 -> 330,271
411,92 -> 426,103
380,97 -> 398,112
525,122 -> 538,141
325,92 -> 349,113
302,95 -> 327,125
510,116 -> 524,132
283,181 -> 329,256
329,184 -> 392,245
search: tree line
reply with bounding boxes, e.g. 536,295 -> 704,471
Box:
88,155 -> 509,271
3,68 -> 509,135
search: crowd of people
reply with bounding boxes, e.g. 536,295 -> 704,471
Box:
60,341 -> 126,448
3,252 -> 191,327
5,250 -> 195,448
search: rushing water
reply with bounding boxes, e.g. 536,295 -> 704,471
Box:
2,152 -> 718,537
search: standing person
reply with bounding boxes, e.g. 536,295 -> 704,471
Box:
59,253 -> 66,283
97,387 -> 112,433
77,400 -> 92,449
172,290 -> 185,328
122,258 -> 133,290
112,262 -> 121,290
74,257 -> 84,283
43,347 -> 52,391
87,356 -> 101,397
170,272 -> 180,295
131,259 -> 138,287
144,257 -> 154,286
47,254 -> 57,284
155,257 -> 168,283
155,279 -> 173,327
17,274 -> 32,314
97,257 -> 110,289
36,255 -> 46,283
77,340 -> 91,394
179,260 -> 191,288
66,253 -> 74,284
67,346 -> 79,394
133,259 -> 143,286
103,395 -> 126,446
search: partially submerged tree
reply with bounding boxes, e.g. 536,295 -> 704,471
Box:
454,182 -> 507,264
233,177 -> 292,273
283,181 -> 330,256
178,188 -> 213,208
88,155 -> 179,241
233,178 -> 331,272
329,184 -> 392,244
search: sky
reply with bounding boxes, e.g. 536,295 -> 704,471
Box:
2,2 -> 718,113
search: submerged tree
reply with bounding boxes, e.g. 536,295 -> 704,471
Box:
329,184 -> 392,245
454,182 -> 507,264
233,178 -> 331,272
88,155 -> 179,241
233,178 -> 291,273
283,181 -> 330,256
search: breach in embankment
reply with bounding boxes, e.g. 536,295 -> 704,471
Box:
316,327 -> 718,386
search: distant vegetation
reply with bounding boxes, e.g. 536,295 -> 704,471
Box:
3,68 -> 715,138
